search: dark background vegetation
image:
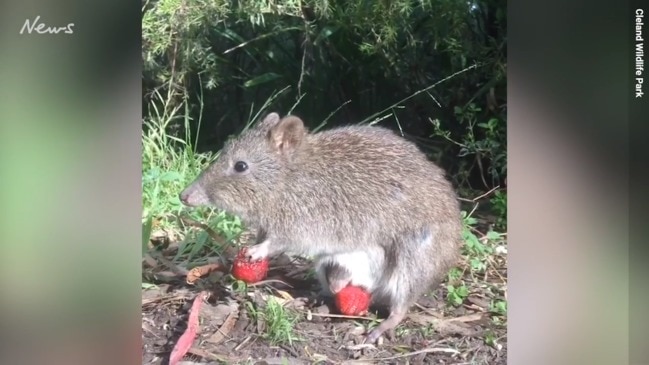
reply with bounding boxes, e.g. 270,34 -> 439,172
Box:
142,0 -> 507,203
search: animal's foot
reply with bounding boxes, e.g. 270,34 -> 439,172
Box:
365,328 -> 383,344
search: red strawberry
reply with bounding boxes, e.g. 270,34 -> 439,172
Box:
231,248 -> 269,283
334,285 -> 371,316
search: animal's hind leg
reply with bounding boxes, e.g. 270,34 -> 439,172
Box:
364,232 -> 424,343
366,304 -> 408,343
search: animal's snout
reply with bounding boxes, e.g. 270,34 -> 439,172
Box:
179,183 -> 209,207
178,190 -> 190,205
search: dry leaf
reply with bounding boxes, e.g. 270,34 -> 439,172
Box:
207,310 -> 238,344
201,301 -> 238,326
186,263 -> 227,284
275,289 -> 294,301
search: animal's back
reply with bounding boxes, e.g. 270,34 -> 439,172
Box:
294,125 -> 459,226
272,124 -> 461,264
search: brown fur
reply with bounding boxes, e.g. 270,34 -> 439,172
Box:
179,112 -> 462,342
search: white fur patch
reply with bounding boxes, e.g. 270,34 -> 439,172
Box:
315,251 -> 376,291
247,239 -> 270,261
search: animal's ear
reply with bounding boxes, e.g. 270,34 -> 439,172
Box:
258,112 -> 281,130
267,115 -> 307,154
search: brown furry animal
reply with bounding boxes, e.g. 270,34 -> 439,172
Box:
180,112 -> 462,342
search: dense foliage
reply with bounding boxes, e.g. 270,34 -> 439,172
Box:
142,0 -> 507,194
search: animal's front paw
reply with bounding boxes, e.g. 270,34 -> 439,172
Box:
246,241 -> 270,261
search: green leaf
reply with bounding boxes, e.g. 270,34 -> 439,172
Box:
143,167 -> 160,180
244,73 -> 282,88
485,331 -> 497,346
158,171 -> 183,182
486,231 -> 501,241
457,285 -> 469,296
490,300 -> 507,315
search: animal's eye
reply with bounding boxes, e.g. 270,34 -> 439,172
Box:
234,161 -> 248,173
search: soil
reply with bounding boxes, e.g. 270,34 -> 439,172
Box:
142,233 -> 507,365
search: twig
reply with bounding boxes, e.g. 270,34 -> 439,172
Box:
187,347 -> 232,363
414,303 -> 442,318
472,185 -> 500,201
457,185 -> 500,202
342,344 -> 376,351
475,154 -> 489,189
223,27 -> 303,54
307,312 -> 374,320
467,202 -> 479,219
313,100 -> 352,132
179,215 -> 227,246
141,293 -> 191,307
249,279 -> 294,288
148,250 -> 189,275
360,63 -> 480,125
296,13 -> 309,99
367,113 -> 394,126
234,334 -> 254,351
469,225 -> 486,237
486,256 -> 507,283
371,347 -> 459,361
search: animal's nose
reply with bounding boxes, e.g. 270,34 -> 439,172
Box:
178,183 -> 209,207
179,191 -> 189,205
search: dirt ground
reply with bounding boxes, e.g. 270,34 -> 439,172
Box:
142,231 -> 507,365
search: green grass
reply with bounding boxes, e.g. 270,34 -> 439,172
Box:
141,88 -> 247,265
442,204 -> 508,354
141,89 -> 289,265
445,205 -> 507,318
246,298 -> 301,346
141,89 -> 214,226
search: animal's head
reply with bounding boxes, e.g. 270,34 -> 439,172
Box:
179,112 -> 307,222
